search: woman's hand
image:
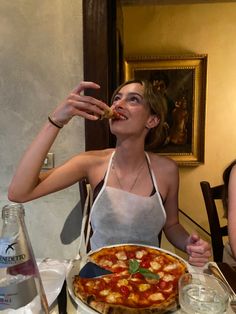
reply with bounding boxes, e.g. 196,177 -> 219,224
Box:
50,81 -> 110,126
186,234 -> 212,267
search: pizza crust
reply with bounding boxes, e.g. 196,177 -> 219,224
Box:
74,287 -> 177,314
88,299 -> 177,314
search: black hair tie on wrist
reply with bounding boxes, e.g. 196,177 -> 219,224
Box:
48,116 -> 64,129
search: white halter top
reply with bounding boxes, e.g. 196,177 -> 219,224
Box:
89,152 -> 166,251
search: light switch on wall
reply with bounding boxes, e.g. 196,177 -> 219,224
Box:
42,153 -> 54,169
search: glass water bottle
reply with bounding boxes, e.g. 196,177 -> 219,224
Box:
0,203 -> 49,313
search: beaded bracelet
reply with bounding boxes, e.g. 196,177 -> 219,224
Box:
48,116 -> 64,129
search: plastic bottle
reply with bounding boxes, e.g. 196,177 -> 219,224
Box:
0,203 -> 49,313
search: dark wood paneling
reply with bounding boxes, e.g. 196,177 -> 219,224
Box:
83,0 -> 123,151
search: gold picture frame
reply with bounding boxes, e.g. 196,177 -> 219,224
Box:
125,54 -> 207,166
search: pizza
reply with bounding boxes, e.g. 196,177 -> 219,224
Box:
73,245 -> 187,314
100,108 -> 121,120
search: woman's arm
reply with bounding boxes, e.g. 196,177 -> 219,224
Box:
8,81 -> 109,202
227,165 -> 236,259
161,159 -> 190,250
162,159 -> 211,266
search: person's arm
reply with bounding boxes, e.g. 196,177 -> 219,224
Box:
8,81 -> 109,203
162,159 -> 189,250
227,165 -> 236,259
162,159 -> 211,266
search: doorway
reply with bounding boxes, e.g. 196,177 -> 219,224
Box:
83,0 -> 123,150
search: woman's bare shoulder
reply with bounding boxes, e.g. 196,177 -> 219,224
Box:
61,148 -> 114,185
147,153 -> 179,200
73,148 -> 113,171
147,152 -> 178,173
71,148 -> 113,162
79,149 -> 114,185
231,164 -> 236,174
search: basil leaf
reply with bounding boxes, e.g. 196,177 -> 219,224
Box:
139,267 -> 160,279
128,259 -> 140,274
128,259 -> 160,279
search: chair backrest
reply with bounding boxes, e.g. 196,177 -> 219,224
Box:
79,178 -> 89,214
79,178 -> 162,250
79,178 -> 92,252
200,181 -> 228,262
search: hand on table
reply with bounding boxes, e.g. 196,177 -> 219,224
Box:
186,234 -> 212,267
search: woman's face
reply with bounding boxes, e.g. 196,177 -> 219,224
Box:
109,82 -> 152,138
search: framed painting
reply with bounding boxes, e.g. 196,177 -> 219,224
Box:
125,54 -> 207,166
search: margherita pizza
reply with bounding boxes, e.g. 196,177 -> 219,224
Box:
73,245 -> 187,314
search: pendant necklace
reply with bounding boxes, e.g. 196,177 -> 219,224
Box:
112,157 -> 146,193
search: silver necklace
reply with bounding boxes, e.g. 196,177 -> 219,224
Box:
112,157 -> 146,192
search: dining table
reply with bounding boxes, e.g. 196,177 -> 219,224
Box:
41,258 -> 236,314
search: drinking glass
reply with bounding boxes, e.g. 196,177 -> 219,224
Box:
178,272 -> 229,314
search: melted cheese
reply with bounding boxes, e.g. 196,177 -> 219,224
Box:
103,277 -> 111,283
128,293 -> 139,303
138,283 -> 151,292
117,279 -> 129,287
112,260 -> 127,269
99,259 -> 113,267
100,289 -> 110,296
150,261 -> 161,270
163,284 -> 173,293
155,256 -> 164,263
106,292 -> 122,303
146,278 -> 159,284
130,277 -> 141,282
115,251 -> 127,260
85,281 -> 96,288
163,263 -> 178,271
148,292 -> 164,301
135,250 -> 147,259
163,274 -> 175,282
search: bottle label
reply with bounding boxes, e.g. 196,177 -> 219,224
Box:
0,234 -> 30,268
0,276 -> 37,310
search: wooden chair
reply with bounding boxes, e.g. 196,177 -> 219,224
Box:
79,178 -> 90,215
79,178 -> 92,253
200,181 -> 228,262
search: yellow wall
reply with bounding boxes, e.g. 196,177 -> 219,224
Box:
123,2 -> 236,254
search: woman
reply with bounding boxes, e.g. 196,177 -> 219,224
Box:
223,160 -> 236,266
8,80 -> 211,266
